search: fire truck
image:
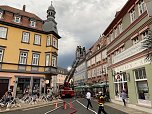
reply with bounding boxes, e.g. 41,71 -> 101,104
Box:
59,46 -> 86,98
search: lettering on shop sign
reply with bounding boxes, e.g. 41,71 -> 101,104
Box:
114,57 -> 150,72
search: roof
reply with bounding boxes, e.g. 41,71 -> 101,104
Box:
0,5 -> 42,21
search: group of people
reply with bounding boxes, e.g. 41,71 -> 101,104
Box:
85,89 -> 127,114
0,89 -> 13,105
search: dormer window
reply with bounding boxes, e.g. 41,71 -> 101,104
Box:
30,20 -> 36,27
14,15 -> 21,23
0,11 -> 3,19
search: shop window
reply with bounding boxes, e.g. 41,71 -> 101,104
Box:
134,68 -> 149,100
114,72 -> 128,98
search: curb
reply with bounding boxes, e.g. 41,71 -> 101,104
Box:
0,100 -> 63,113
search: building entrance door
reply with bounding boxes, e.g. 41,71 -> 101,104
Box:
0,79 -> 9,98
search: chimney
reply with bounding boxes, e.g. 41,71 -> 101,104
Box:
23,5 -> 26,11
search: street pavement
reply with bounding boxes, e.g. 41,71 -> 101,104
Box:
1,98 -> 151,114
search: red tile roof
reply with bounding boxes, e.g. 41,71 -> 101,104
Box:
0,5 -> 42,21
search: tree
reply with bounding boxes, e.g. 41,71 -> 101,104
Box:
142,29 -> 152,61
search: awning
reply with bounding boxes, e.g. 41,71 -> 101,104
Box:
75,85 -> 90,89
91,82 -> 109,88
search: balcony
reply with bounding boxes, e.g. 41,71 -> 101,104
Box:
113,40 -> 146,64
0,62 -> 57,74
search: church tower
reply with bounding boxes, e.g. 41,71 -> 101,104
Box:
42,1 -> 58,34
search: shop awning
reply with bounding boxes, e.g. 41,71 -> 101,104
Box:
91,82 -> 109,88
75,85 -> 90,89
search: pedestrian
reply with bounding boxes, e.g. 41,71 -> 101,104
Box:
97,91 -> 107,114
121,90 -> 127,106
86,90 -> 93,110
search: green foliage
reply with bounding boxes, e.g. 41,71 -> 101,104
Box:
142,29 -> 152,62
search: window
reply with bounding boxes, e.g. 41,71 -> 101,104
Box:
19,51 -> 28,64
45,53 -> 50,66
34,34 -> 41,45
0,11 -> 3,19
130,8 -> 136,23
52,37 -> 57,48
14,16 -> 21,23
138,0 -> 146,16
120,46 -> 125,52
142,30 -> 148,40
134,68 -> 149,100
52,56 -> 56,67
22,32 -> 30,43
115,28 -> 118,38
30,20 -> 36,27
119,23 -> 123,33
32,53 -> 40,65
110,33 -> 114,41
114,72 -> 128,98
0,48 -> 4,62
0,27 -> 7,39
46,36 -> 51,46
132,37 -> 139,45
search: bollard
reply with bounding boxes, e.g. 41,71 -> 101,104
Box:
63,101 -> 67,110
54,102 -> 58,108
69,102 -> 73,109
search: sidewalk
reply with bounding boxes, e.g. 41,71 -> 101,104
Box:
105,100 -> 152,114
0,99 -> 63,113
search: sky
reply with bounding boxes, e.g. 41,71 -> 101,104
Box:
0,0 -> 127,69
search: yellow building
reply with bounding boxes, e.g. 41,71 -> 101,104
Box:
0,4 -> 61,98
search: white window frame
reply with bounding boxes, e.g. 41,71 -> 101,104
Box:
130,8 -> 136,23
45,53 -> 50,66
0,11 -> 3,19
32,53 -> 40,66
119,23 -> 123,33
34,34 -> 41,45
19,51 -> 28,64
138,0 -> 146,16
30,20 -> 36,27
0,48 -> 4,62
52,56 -> 57,67
52,37 -> 57,48
46,36 -> 51,46
141,30 -> 148,40
22,32 -> 30,43
0,27 -> 7,39
110,32 -> 114,41
132,37 -> 139,45
14,16 -> 21,23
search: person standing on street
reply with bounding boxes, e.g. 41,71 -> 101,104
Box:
98,91 -> 107,114
86,90 -> 93,110
121,90 -> 127,106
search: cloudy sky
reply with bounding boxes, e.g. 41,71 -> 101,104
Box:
1,0 -> 127,68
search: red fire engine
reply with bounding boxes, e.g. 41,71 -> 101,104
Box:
59,46 -> 86,98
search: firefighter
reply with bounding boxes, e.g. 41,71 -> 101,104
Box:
97,91 -> 107,114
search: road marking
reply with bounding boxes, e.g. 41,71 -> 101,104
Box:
44,106 -> 62,114
22,102 -> 63,111
76,100 -> 97,114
